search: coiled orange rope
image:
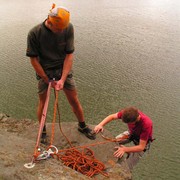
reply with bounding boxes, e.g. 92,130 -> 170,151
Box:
55,147 -> 109,177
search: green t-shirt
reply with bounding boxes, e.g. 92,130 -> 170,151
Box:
26,21 -> 74,71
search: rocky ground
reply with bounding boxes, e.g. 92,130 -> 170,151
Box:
0,114 -> 132,180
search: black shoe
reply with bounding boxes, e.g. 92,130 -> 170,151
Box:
41,131 -> 47,144
40,137 -> 48,144
78,126 -> 96,140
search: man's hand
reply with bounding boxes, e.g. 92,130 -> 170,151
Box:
113,145 -> 126,158
94,125 -> 104,134
54,79 -> 64,91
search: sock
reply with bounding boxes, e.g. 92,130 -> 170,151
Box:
41,125 -> 46,138
79,122 -> 86,128
43,125 -> 46,133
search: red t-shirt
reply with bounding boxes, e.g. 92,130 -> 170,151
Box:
117,110 -> 153,142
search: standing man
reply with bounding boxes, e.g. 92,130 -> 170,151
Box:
26,4 -> 95,143
94,106 -> 153,171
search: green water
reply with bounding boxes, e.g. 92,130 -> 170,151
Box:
0,0 -> 180,179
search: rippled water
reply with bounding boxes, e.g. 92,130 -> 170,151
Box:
0,0 -> 180,179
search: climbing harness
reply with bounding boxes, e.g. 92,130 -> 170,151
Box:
24,80 -> 116,178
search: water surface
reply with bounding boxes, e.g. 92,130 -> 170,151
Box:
0,0 -> 180,179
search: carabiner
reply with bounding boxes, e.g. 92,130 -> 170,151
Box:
36,145 -> 58,161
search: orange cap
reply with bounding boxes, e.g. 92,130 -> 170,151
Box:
48,4 -> 70,29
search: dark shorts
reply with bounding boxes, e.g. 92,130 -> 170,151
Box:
38,73 -> 76,94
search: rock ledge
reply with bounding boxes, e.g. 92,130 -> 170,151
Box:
0,113 -> 132,180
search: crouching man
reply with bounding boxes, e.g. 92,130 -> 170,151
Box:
94,106 -> 154,171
